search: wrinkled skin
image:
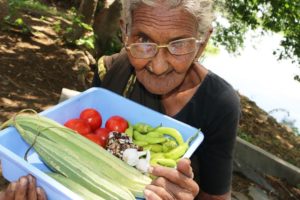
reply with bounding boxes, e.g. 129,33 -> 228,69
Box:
145,158 -> 199,200
127,4 -> 202,96
0,175 -> 47,200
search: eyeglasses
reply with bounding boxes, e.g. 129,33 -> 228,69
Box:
125,37 -> 203,59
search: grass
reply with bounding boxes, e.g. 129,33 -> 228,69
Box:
9,0 -> 57,14
8,0 -> 74,20
237,129 -> 253,143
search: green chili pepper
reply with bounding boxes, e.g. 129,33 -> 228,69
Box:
164,130 -> 199,160
162,139 -> 177,153
151,158 -> 177,168
124,123 -> 133,138
144,144 -> 163,153
132,140 -> 148,147
133,130 -> 166,144
155,127 -> 184,145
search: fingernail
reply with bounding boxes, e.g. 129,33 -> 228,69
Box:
148,166 -> 154,173
28,175 -> 33,183
20,177 -> 28,186
144,189 -> 151,198
191,172 -> 194,179
37,187 -> 42,194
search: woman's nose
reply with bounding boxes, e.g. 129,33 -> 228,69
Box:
150,49 -> 170,75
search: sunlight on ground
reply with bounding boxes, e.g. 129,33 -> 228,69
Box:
275,134 -> 294,149
15,42 -> 40,50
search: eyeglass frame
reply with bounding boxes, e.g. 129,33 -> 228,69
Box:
124,37 -> 204,59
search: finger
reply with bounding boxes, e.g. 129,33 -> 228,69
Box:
27,175 -> 37,200
3,182 -> 17,200
144,186 -> 164,200
0,191 -> 6,200
151,177 -> 178,199
15,176 -> 28,200
37,187 -> 47,200
177,158 -> 193,178
151,177 -> 194,200
150,165 -> 194,190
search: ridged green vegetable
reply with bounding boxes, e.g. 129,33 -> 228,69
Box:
1,113 -> 152,199
48,173 -> 105,200
14,120 -> 134,199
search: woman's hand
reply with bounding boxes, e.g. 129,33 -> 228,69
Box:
0,174 -> 47,200
144,158 -> 199,200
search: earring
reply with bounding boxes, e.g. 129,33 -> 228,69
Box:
147,65 -> 153,72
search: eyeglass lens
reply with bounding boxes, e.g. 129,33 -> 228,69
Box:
128,38 -> 199,58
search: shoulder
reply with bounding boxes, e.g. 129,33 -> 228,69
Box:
96,49 -> 129,82
189,71 -> 241,131
198,71 -> 240,112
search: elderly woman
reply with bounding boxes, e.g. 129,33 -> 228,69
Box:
0,0 -> 240,199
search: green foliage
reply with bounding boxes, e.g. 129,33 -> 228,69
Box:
96,0 -> 105,11
215,0 -> 300,81
8,0 -> 57,15
76,33 -> 96,50
102,30 -> 123,55
204,42 -> 220,56
52,8 -> 96,50
281,118 -> 300,136
5,0 -> 64,35
213,18 -> 248,54
2,14 -> 31,34
269,108 -> 299,136
237,129 -> 253,143
53,20 -> 62,33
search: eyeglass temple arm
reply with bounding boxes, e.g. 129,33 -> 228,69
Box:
156,44 -> 169,48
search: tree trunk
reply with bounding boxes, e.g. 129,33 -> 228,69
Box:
93,0 -> 122,56
0,0 -> 9,22
67,0 -> 99,42
78,0 -> 99,25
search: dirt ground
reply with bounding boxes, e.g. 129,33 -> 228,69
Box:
0,8 -> 300,199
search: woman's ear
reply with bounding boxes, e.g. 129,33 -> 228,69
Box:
195,28 -> 213,59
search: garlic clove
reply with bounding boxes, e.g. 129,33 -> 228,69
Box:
122,148 -> 139,166
136,158 -> 150,174
145,150 -> 151,162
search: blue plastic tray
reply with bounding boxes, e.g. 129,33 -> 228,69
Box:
0,87 -> 204,199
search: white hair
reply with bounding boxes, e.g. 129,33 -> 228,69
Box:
121,0 -> 215,38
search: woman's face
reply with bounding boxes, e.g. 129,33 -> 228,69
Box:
126,4 -> 200,95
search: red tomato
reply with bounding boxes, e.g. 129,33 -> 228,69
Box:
80,108 -> 102,131
105,116 -> 128,133
64,118 -> 91,136
94,128 -> 111,147
85,134 -> 100,145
